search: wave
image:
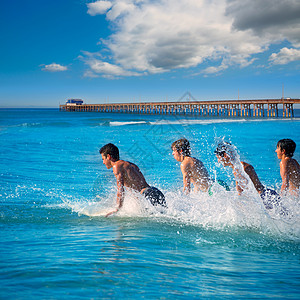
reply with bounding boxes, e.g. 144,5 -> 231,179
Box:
2,122 -> 73,129
3,183 -> 299,240
4,117 -> 298,130
102,119 -> 251,127
249,117 -> 300,122
150,118 -> 300,126
149,118 -> 248,126
60,185 -> 300,240
102,118 -> 300,127
108,121 -> 149,126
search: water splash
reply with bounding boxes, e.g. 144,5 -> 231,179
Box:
62,183 -> 300,240
2,178 -> 299,240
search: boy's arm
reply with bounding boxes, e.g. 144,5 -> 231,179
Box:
235,181 -> 243,195
106,165 -> 125,217
280,159 -> 289,193
233,165 -> 249,195
181,162 -> 191,194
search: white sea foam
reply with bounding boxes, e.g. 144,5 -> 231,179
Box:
102,117 -> 300,127
150,117 -> 300,126
61,184 -> 300,240
149,119 -> 248,126
109,121 -> 148,126
251,118 -> 300,122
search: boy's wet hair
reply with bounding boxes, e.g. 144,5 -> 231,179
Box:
171,138 -> 191,156
100,143 -> 120,160
214,141 -> 231,157
277,139 -> 296,157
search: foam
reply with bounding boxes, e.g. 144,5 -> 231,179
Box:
26,164 -> 298,240
61,185 -> 300,240
149,119 -> 248,126
149,118 -> 300,127
109,121 -> 148,126
104,118 -> 285,127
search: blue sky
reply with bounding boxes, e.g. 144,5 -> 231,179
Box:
0,0 -> 299,107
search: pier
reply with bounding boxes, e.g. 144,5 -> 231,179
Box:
59,98 -> 300,118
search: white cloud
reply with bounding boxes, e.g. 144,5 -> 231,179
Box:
87,1 -> 112,16
106,1 -> 135,20
41,63 -> 68,72
269,47 -> 300,65
81,52 -> 140,78
202,64 -> 228,75
85,0 -> 300,78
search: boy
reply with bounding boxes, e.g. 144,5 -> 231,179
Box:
171,138 -> 213,194
100,143 -> 166,217
215,142 -> 286,213
276,139 -> 300,196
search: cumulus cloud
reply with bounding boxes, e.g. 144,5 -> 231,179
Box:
226,0 -> 300,46
202,64 -> 228,76
81,52 -> 140,78
41,63 -> 68,72
87,1 -> 112,16
85,0 -> 300,78
269,47 -> 300,65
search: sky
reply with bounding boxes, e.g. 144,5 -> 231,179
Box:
0,0 -> 300,107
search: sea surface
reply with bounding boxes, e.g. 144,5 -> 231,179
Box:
0,108 -> 300,299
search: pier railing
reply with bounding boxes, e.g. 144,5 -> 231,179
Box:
59,98 -> 300,118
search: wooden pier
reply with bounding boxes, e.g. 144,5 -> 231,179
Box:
59,98 -> 300,118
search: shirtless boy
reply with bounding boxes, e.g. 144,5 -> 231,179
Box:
215,142 -> 286,213
100,143 -> 166,217
171,138 -> 212,194
276,139 -> 300,196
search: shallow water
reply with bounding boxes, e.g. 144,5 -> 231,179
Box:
0,108 -> 299,298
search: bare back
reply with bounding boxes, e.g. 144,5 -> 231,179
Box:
113,160 -> 149,192
181,157 -> 211,192
280,157 -> 300,194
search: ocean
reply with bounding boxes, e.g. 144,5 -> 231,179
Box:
0,108 -> 299,299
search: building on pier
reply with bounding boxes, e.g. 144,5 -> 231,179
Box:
65,99 -> 84,106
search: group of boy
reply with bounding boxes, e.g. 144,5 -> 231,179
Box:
100,138 -> 300,217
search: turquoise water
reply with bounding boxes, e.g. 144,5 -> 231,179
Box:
0,108 -> 299,299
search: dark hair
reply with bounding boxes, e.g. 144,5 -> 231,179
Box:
277,139 -> 296,157
99,143 -> 119,160
171,138 -> 191,156
214,141 -> 231,157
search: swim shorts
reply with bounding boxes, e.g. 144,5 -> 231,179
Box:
260,188 -> 288,216
208,179 -> 230,196
260,188 -> 280,209
142,187 -> 167,207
